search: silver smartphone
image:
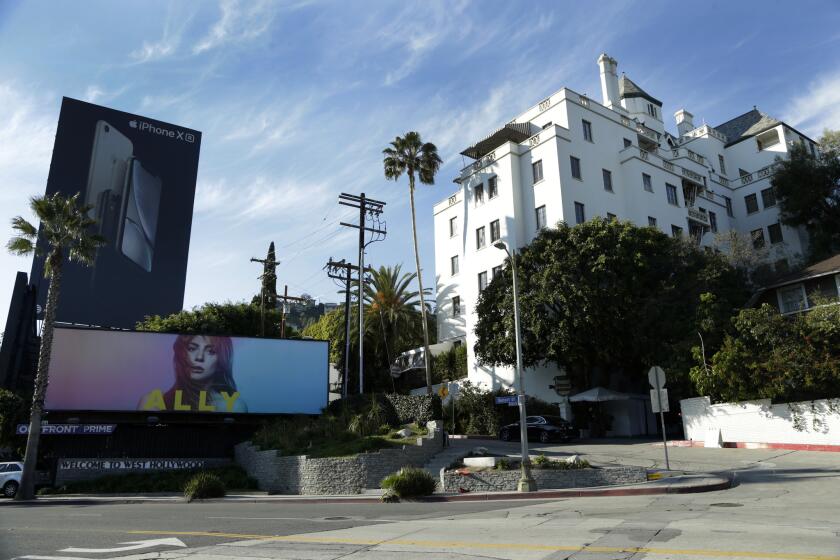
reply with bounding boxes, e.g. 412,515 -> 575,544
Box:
85,120 -> 133,224
117,158 -> 162,272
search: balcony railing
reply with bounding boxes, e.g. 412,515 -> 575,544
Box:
682,167 -> 704,183
460,150 -> 497,175
684,124 -> 728,143
687,207 -> 710,226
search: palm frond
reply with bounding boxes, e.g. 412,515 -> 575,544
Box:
6,236 -> 35,256
10,216 -> 37,238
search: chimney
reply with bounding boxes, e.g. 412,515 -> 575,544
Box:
597,53 -> 619,109
675,109 -> 694,137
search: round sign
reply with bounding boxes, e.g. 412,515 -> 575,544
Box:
438,385 -> 449,398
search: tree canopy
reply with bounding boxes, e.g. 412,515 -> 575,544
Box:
137,301 -> 299,339
772,130 -> 840,262
473,219 -> 749,396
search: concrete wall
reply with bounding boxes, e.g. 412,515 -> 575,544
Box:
443,465 -> 645,492
235,424 -> 444,495
681,396 -> 840,446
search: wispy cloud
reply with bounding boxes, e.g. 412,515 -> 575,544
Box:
193,0 -> 279,54
783,70 -> 840,138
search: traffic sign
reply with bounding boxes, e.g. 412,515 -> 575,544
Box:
438,384 -> 449,398
650,389 -> 669,413
648,366 -> 666,389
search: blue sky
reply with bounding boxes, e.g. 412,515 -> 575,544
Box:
1,0 -> 839,330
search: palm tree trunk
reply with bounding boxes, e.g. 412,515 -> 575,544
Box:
408,174 -> 434,394
16,253 -> 62,501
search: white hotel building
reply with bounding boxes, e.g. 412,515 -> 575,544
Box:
433,54 -> 817,412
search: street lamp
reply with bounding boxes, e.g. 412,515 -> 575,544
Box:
494,240 -> 537,492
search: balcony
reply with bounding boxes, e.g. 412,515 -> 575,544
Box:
687,207 -> 710,226
683,124 -> 728,143
738,163 -> 780,186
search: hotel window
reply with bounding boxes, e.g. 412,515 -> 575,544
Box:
488,176 -> 498,199
478,271 -> 488,292
768,223 -> 784,244
761,187 -> 777,208
745,193 -> 759,214
452,296 -> 461,316
492,265 -> 503,279
574,201 -> 585,224
490,219 -> 501,243
474,183 -> 484,205
648,216 -> 657,228
623,138 -> 632,148
778,284 -> 806,314
709,211 -> 718,233
476,226 -> 486,249
449,216 -> 457,237
602,169 -> 613,191
724,196 -> 733,217
647,103 -> 658,118
718,154 -> 727,175
535,205 -> 546,230
582,119 -> 593,142
450,255 -> 459,275
751,228 -> 766,249
570,156 -> 582,179
532,160 -> 543,183
666,183 -> 679,205
643,173 -> 653,192
671,225 -> 683,237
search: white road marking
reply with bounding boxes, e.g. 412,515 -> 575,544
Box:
60,537 -> 186,553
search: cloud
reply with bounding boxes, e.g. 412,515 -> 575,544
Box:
193,0 -> 280,54
783,70 -> 840,138
131,36 -> 178,63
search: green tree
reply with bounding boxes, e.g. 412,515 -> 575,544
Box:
473,219 -> 749,397
7,192 -> 104,500
383,132 -> 443,394
137,302 -> 299,339
772,130 -> 840,262
691,302 -> 840,403
302,308 -> 346,365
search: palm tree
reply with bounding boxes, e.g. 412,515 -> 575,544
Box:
7,192 -> 104,500
383,132 -> 442,394
365,265 -> 429,364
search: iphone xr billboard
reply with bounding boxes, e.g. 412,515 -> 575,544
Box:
44,327 -> 329,415
31,98 -> 202,328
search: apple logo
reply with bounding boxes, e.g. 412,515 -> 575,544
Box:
129,120 -> 138,129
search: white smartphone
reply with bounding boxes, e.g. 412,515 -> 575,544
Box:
85,120 -> 133,225
117,158 -> 162,272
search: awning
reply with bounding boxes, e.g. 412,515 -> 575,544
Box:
460,123 -> 534,159
569,387 -> 633,403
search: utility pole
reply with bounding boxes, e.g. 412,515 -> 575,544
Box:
325,258 -> 372,397
339,192 -> 386,394
277,285 -> 306,338
250,243 -> 279,337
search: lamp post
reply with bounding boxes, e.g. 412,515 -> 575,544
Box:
494,241 -> 536,492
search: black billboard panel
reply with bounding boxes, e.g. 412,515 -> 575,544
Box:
31,98 -> 201,329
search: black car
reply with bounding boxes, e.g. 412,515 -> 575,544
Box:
498,415 -> 575,443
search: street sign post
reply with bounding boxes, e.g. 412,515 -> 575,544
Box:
648,366 -> 670,470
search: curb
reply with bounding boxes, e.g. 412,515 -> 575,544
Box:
0,476 -> 731,506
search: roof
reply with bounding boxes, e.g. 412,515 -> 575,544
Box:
714,109 -> 781,147
618,74 -> 662,106
460,122 -> 535,159
762,253 -> 840,290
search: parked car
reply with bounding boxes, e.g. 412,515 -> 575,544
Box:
498,415 -> 575,443
0,462 -> 23,498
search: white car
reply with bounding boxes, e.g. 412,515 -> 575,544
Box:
0,462 -> 23,497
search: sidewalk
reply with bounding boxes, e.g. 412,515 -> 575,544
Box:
0,472 -> 731,506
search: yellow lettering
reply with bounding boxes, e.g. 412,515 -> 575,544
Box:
173,390 -> 191,411
198,391 -> 216,412
141,389 -> 166,411
220,391 -> 240,412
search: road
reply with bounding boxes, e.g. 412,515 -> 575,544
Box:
1,444 -> 839,559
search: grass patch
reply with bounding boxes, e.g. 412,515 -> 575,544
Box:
37,465 -> 256,495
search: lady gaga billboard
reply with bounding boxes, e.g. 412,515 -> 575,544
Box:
44,327 -> 329,415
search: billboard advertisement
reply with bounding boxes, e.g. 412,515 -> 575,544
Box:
31,98 -> 201,329
44,328 -> 328,415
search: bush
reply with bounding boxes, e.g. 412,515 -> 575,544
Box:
380,467 -> 437,498
432,345 -> 468,383
183,472 -> 225,502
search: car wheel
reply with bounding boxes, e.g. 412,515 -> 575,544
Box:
539,431 -> 550,444
3,481 -> 19,498
500,429 -> 511,441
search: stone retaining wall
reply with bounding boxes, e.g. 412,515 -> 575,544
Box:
235,422 -> 444,495
442,465 -> 646,492
55,458 -> 231,485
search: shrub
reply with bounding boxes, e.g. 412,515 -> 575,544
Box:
183,472 -> 225,502
495,458 -> 512,470
532,454 -> 549,467
380,467 -> 437,498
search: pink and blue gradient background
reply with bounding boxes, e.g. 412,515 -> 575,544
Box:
44,328 -> 328,414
